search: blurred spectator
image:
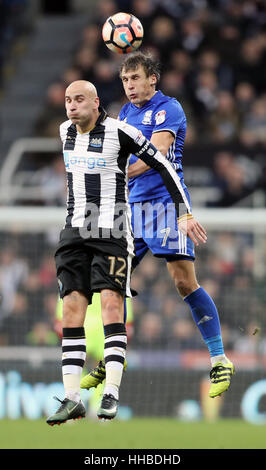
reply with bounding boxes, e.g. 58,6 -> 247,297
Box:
235,36 -> 266,94
207,90 -> 240,143
62,66 -> 83,88
0,247 -> 28,320
26,321 -> 59,346
189,69 -> 218,127
35,82 -> 66,137
134,312 -> 164,349
38,252 -> 57,287
207,151 -> 261,206
0,290 -> 30,345
196,49 -> 234,91
234,82 -> 256,122
240,96 -> 266,146
180,17 -> 206,54
73,46 -> 97,82
168,48 -> 192,78
160,69 -> 185,102
148,16 -> 178,60
23,270 -> 46,325
80,23 -> 102,52
132,0 -> 157,34
94,59 -> 122,107
200,278 -> 220,303
167,317 -> 202,350
29,156 -> 67,206
94,0 -> 118,24
0,0 -> 30,88
215,22 -> 242,67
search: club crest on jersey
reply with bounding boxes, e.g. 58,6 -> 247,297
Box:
88,136 -> 103,153
155,110 -> 166,125
134,130 -> 146,146
90,137 -> 102,148
142,110 -> 153,125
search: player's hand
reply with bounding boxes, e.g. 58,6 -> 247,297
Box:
178,215 -> 207,246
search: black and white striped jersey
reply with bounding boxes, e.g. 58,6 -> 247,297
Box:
59,107 -> 191,233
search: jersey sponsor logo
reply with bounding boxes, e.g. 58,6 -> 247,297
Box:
134,130 -> 146,146
135,140 -> 149,157
155,110 -> 166,125
142,110 -> 153,125
63,152 -> 106,170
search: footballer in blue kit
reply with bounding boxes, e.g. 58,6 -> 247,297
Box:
119,88 -> 195,262
81,52 -> 234,400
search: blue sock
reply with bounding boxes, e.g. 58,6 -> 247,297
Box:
184,287 -> 224,357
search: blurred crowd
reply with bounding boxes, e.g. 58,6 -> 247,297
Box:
0,0 -> 265,206
32,0 -> 266,206
0,233 -> 59,346
0,229 -> 266,357
0,0 -> 30,89
35,0 -> 266,150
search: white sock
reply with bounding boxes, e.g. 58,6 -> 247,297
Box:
103,323 -> 127,402
211,354 -> 229,367
104,384 -> 119,400
61,327 -> 86,403
63,373 -> 81,402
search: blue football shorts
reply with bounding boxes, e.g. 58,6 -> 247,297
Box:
130,190 -> 195,267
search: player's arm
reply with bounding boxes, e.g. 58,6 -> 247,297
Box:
136,140 -> 207,246
128,131 -> 174,178
119,125 -> 207,245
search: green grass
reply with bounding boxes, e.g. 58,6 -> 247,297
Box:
0,418 -> 265,449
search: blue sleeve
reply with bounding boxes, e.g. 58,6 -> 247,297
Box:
118,104 -> 127,122
152,99 -> 186,136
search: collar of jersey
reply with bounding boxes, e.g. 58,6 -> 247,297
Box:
96,106 -> 108,124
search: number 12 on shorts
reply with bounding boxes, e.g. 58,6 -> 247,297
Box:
108,256 -> 126,277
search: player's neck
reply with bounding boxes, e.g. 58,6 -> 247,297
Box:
135,90 -> 158,108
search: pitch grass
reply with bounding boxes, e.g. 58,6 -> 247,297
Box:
0,418 -> 265,449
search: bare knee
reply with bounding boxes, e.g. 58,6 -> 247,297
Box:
167,261 -> 199,298
174,277 -> 197,297
62,291 -> 87,328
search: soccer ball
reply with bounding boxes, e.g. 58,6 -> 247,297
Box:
102,12 -> 144,54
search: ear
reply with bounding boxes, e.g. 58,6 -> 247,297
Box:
93,96 -> 100,109
150,74 -> 157,87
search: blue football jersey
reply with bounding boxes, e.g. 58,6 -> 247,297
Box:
119,90 -> 187,202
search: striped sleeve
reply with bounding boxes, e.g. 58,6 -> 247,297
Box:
118,123 -> 191,218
